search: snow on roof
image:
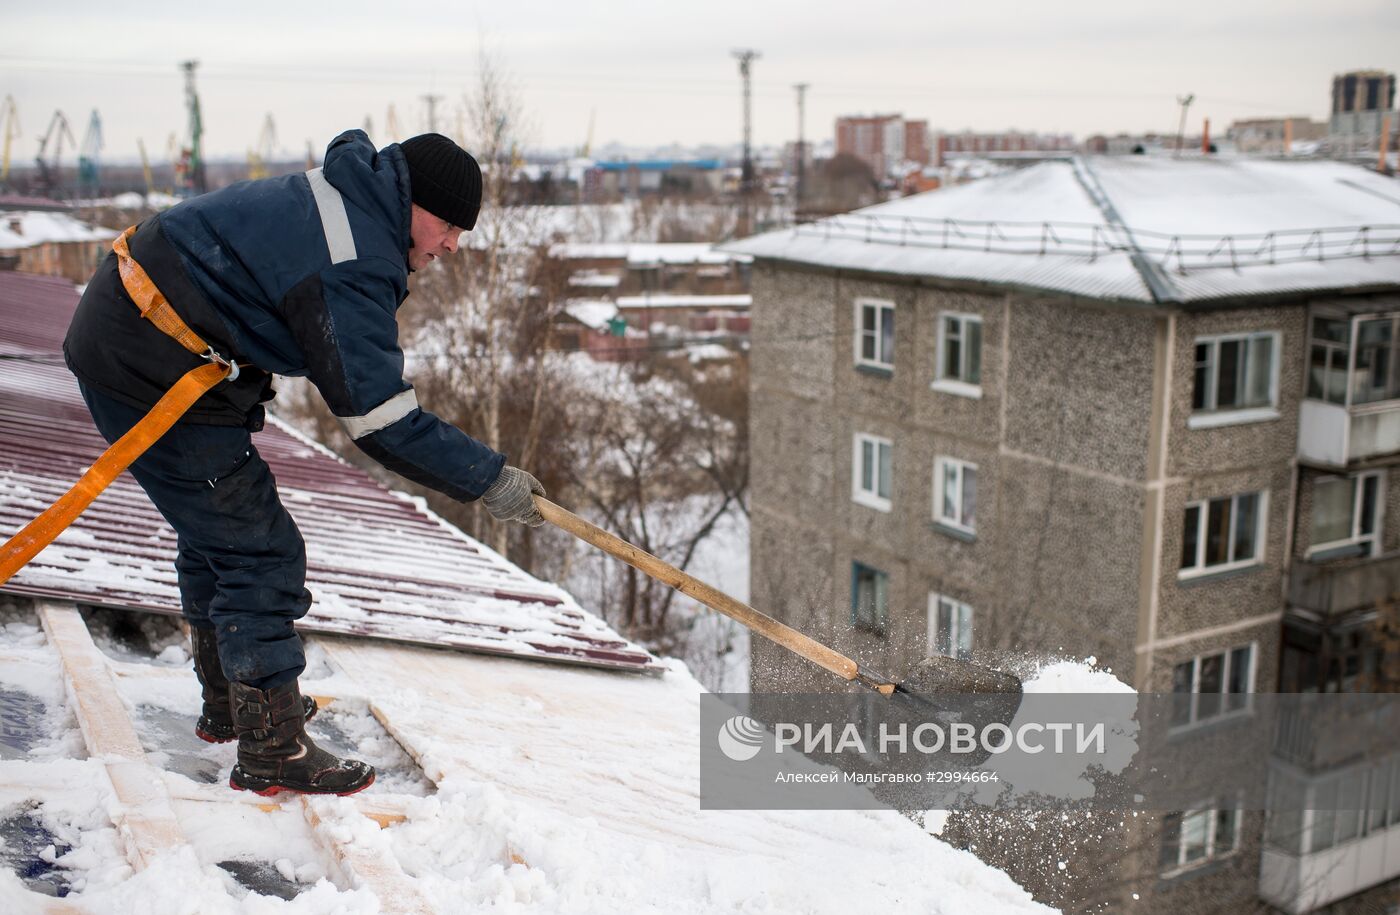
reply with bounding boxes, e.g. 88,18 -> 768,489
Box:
615,294 -> 751,310
550,242 -> 751,266
563,298 -> 620,330
0,597 -> 1053,912
568,271 -> 622,288
0,210 -> 119,249
0,271 -> 660,674
724,157 -> 1400,305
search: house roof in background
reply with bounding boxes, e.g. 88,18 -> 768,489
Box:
0,210 -> 119,249
551,242 -> 752,266
0,271 -> 661,674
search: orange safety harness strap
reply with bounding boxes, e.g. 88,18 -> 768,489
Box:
0,227 -> 236,585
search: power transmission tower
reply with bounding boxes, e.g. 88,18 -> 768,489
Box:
1174,93 -> 1195,158
422,94 -> 444,134
180,60 -> 206,194
793,82 -> 809,211
731,48 -> 761,235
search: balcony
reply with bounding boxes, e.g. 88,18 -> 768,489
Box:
1298,399 -> 1400,468
1288,553 -> 1400,618
1301,312 -> 1400,468
1261,829 -> 1400,915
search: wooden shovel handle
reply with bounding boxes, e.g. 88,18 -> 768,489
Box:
536,497 -> 859,682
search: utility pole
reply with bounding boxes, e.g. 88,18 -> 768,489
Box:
731,48 -> 761,235
1174,93 -> 1195,158
793,83 -> 809,212
422,94 -> 444,134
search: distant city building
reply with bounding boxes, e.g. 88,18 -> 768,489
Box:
582,159 -> 725,200
1226,117 -> 1329,155
932,130 -> 1075,166
835,115 -> 930,179
1330,69 -> 1398,151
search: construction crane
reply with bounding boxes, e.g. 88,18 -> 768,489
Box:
180,60 -> 207,195
247,113 -> 277,180
1,95 -> 19,186
78,110 -> 103,196
34,110 -> 77,197
135,138 -> 155,198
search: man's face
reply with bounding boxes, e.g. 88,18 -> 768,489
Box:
407,204 -> 462,271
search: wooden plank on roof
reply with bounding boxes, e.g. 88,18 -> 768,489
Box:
36,600 -> 187,871
300,796 -> 436,913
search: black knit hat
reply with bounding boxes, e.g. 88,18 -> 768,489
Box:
400,133 -> 483,231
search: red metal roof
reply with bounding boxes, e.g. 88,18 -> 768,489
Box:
0,270 -> 661,673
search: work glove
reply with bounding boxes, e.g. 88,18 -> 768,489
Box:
482,465 -> 546,527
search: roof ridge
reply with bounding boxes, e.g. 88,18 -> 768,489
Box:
1070,156 -> 1183,304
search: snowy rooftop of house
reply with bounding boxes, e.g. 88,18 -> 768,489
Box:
567,271 -> 622,288
724,157 -> 1400,305
0,210 -> 119,250
563,298 -> 620,330
0,271 -> 659,673
615,294 -> 751,310
550,242 -> 752,267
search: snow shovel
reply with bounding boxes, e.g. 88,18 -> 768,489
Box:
535,497 -> 1023,721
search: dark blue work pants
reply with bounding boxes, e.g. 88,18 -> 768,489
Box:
78,382 -> 310,688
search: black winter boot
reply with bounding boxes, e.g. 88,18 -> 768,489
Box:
227,679 -> 375,797
191,626 -> 317,743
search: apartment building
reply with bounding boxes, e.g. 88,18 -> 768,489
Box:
726,157 -> 1400,913
1331,70 -> 1398,153
835,114 -> 931,179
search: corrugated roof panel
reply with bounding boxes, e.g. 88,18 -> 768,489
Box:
0,271 -> 662,674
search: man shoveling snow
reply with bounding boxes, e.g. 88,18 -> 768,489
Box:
60,130 -> 546,797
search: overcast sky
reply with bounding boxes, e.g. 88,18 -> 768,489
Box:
4,0 -> 1397,162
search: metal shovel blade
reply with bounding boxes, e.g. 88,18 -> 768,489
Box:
893,656 -> 1026,754
897,655 -> 1022,698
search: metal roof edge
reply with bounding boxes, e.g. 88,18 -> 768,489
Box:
748,256 -> 1168,312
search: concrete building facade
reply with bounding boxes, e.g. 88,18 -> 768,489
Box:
728,157 -> 1400,913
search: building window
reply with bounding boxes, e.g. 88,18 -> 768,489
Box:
1192,332 -> 1278,414
1160,805 -> 1239,874
1297,758 -> 1400,855
1180,491 -> 1266,577
935,313 -> 982,394
851,563 -> 888,635
933,457 -> 977,533
1308,317 -> 1350,405
928,594 -> 973,660
1171,644 -> 1254,727
1309,471 -> 1384,559
852,434 -> 893,512
855,298 -> 895,370
1352,317 -> 1400,405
